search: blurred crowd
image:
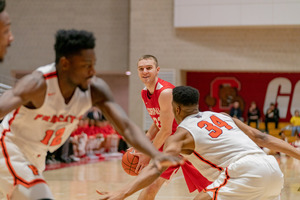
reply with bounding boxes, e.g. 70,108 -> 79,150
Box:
46,107 -> 128,164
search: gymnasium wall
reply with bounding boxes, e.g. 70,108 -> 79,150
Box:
1,1 -> 300,128
128,0 -> 300,127
1,0 -> 129,75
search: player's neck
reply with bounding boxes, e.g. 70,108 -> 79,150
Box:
145,77 -> 158,94
57,72 -> 76,104
181,107 -> 199,121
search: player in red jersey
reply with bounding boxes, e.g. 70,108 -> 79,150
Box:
126,55 -> 210,200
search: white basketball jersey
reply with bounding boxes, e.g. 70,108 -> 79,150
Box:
179,111 -> 264,181
0,63 -> 92,170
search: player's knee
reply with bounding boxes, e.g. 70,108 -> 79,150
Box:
11,183 -> 54,200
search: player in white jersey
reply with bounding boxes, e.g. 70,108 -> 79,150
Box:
0,29 -> 183,200
98,86 -> 300,200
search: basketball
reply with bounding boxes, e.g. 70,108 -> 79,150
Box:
122,150 -> 139,176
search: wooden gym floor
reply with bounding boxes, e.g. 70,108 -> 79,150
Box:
44,154 -> 300,200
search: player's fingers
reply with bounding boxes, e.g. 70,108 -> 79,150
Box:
135,163 -> 142,173
139,165 -> 145,172
131,151 -> 142,156
126,147 -> 134,152
96,190 -> 108,195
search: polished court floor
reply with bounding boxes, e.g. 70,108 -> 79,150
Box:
44,155 -> 300,200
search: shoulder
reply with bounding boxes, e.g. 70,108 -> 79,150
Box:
15,70 -> 46,95
159,88 -> 172,96
158,88 -> 172,103
90,77 -> 114,104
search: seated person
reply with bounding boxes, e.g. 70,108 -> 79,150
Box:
264,102 -> 279,133
290,110 -> 300,137
229,101 -> 243,121
247,101 -> 261,129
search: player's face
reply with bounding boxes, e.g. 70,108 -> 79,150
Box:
0,11 -> 13,62
66,49 -> 96,91
137,59 -> 160,85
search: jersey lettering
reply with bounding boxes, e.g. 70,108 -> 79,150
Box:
40,127 -> 66,146
153,117 -> 161,128
197,115 -> 232,138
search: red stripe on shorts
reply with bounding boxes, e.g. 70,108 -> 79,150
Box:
0,108 -> 47,188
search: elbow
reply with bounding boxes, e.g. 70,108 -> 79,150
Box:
253,130 -> 268,147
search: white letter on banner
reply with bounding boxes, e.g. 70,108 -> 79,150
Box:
263,78 -> 291,119
290,81 -> 300,115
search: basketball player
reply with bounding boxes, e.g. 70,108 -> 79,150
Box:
127,55 -> 209,200
0,30 -> 183,200
0,0 -> 14,62
98,86 -> 300,200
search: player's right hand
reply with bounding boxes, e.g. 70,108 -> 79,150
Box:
97,190 -> 125,200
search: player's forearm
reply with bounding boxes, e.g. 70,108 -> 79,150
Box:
122,164 -> 162,198
233,118 -> 300,160
146,123 -> 159,141
261,134 -> 300,160
124,122 -> 161,158
152,129 -> 171,150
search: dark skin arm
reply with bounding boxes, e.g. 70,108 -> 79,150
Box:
97,127 -> 195,200
90,77 -> 184,165
232,117 -> 300,160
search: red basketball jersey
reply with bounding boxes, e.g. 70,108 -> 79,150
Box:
141,78 -> 177,134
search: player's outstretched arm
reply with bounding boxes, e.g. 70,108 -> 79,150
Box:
98,163 -> 164,200
97,128 -> 189,200
232,117 -> 300,160
91,77 -> 183,166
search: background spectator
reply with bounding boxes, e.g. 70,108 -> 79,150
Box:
229,101 -> 244,121
265,102 -> 280,133
290,110 -> 300,137
247,101 -> 261,129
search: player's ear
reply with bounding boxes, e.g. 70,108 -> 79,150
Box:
156,66 -> 160,73
59,56 -> 70,71
175,104 -> 181,115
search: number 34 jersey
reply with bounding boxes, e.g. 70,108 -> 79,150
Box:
179,111 -> 264,182
0,63 -> 92,169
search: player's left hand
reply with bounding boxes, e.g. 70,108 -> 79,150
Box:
97,190 -> 125,200
132,153 -> 151,173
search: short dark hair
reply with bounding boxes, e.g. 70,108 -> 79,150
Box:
173,86 -> 199,106
54,29 -> 95,64
138,55 -> 158,67
0,0 -> 5,13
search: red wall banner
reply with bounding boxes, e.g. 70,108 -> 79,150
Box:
186,72 -> 300,122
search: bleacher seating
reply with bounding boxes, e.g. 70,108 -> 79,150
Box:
248,121 -> 296,143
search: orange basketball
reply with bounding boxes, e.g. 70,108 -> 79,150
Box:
122,150 -> 139,176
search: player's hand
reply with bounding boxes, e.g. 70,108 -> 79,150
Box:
133,153 -> 151,173
153,153 -> 185,170
126,147 -> 134,153
97,190 -> 125,200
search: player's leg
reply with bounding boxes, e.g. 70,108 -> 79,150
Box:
0,137 -> 54,200
137,177 -> 165,200
205,154 -> 283,200
11,183 -> 54,200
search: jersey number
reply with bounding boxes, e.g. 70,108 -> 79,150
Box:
197,115 -> 233,138
40,127 -> 65,146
